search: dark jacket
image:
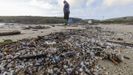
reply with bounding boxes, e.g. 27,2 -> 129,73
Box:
63,2 -> 70,14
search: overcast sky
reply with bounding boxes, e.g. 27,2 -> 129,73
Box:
0,0 -> 133,19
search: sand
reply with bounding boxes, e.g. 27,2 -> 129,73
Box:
98,24 -> 133,33
97,24 -> 133,75
0,24 -> 84,42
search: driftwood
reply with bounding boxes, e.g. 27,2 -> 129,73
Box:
16,54 -> 47,60
107,40 -> 133,47
106,53 -> 123,65
0,31 -> 21,36
124,56 -> 130,60
3,49 -> 45,68
4,52 -> 28,68
23,26 -> 50,30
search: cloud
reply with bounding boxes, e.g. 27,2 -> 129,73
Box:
0,0 -> 133,19
30,0 -> 55,9
0,0 -> 44,16
30,0 -> 93,9
103,0 -> 133,7
29,0 -> 95,18
60,0 -> 95,8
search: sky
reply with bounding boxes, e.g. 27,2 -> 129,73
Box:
0,0 -> 133,19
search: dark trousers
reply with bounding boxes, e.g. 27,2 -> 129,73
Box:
64,12 -> 70,22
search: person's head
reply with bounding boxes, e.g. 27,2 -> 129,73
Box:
63,0 -> 67,4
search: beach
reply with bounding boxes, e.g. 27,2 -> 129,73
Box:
0,23 -> 84,42
0,23 -> 133,75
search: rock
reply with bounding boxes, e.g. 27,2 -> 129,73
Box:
117,38 -> 123,41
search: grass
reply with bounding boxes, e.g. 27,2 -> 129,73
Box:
0,39 -> 15,46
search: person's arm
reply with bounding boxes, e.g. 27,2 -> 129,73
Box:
64,3 -> 70,13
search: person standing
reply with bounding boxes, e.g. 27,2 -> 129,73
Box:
63,0 -> 70,25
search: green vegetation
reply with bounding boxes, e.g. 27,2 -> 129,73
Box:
0,16 -> 133,24
85,16 -> 133,25
101,16 -> 133,24
0,39 -> 15,46
0,16 -> 82,24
